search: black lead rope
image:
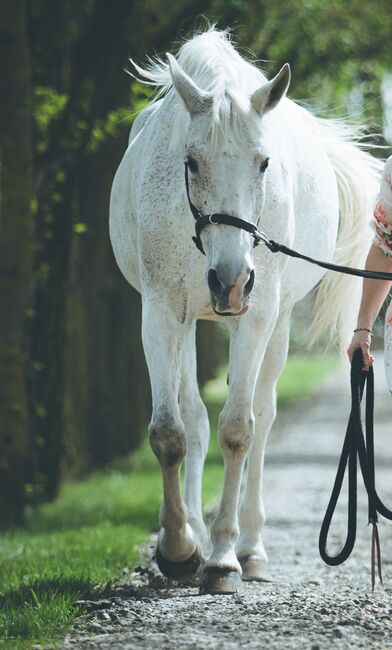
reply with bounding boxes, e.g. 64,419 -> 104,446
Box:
185,162 -> 392,281
261,240 -> 392,282
319,349 -> 392,590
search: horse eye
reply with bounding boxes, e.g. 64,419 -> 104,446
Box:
260,158 -> 269,173
187,157 -> 199,174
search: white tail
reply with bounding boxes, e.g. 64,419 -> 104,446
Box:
310,118 -> 383,353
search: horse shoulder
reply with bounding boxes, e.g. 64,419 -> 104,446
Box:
110,100 -> 173,289
110,135 -> 143,290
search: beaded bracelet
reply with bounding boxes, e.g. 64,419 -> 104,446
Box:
353,327 -> 373,336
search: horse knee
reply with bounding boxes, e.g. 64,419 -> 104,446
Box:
149,416 -> 186,467
219,415 -> 254,457
181,398 -> 209,452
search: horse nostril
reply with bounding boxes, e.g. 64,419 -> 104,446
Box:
244,269 -> 255,298
208,268 -> 224,296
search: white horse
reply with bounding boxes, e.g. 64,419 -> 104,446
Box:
110,29 -> 381,594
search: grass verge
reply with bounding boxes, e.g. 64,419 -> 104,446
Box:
0,354 -> 338,648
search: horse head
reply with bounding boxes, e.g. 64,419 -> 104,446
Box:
167,52 -> 290,316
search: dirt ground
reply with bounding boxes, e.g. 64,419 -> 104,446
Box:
64,354 -> 392,649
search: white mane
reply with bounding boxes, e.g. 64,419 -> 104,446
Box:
131,29 -> 269,151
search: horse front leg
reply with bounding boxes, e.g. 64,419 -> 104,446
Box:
180,324 -> 211,554
201,304 -> 278,594
142,299 -> 201,580
236,309 -> 291,581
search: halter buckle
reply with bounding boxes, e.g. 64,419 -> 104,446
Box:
209,214 -> 218,225
253,228 -> 269,244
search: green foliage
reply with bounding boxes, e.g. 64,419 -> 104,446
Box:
208,0 -> 391,130
73,223 -> 88,234
130,82 -> 153,115
87,107 -> 132,153
33,87 -> 67,154
87,83 -> 151,153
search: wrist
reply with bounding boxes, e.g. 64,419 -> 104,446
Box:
353,326 -> 373,336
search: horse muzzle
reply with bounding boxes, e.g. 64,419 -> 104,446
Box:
208,267 -> 255,316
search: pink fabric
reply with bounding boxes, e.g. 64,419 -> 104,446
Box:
372,156 -> 392,257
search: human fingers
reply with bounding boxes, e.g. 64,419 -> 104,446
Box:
358,336 -> 373,370
361,347 -> 373,371
347,331 -> 372,368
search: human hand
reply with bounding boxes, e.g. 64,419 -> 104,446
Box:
347,329 -> 374,370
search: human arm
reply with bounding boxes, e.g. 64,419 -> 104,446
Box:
347,244 -> 392,367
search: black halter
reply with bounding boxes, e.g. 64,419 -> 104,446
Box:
184,161 -> 392,281
185,162 -> 272,256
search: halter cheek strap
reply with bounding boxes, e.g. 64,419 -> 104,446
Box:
184,162 -> 268,255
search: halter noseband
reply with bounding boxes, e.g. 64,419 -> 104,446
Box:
184,162 -> 274,255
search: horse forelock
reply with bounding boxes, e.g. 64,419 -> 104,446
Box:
132,29 -> 267,153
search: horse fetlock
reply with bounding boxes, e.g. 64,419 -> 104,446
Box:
158,523 -> 197,562
218,415 -> 254,456
236,535 -> 268,564
149,417 -> 186,466
207,545 -> 242,574
156,545 -> 202,580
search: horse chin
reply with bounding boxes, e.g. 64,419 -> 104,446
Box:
211,301 -> 249,317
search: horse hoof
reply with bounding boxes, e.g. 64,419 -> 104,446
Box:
199,566 -> 243,595
238,555 -> 271,582
155,545 -> 202,580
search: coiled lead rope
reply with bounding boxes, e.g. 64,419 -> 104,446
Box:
319,349 -> 392,590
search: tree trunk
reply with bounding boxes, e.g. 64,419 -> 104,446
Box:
63,136 -> 150,472
27,1 -> 140,498
0,0 -> 33,525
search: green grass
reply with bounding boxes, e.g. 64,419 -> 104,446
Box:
203,353 -> 338,408
0,354 -> 337,648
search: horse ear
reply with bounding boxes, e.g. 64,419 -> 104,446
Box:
251,63 -> 291,115
166,52 -> 212,117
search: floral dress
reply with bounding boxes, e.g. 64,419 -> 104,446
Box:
371,155 -> 392,393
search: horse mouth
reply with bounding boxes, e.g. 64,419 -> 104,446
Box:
211,297 -> 249,317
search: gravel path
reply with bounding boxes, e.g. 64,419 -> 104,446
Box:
64,354 -> 392,649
